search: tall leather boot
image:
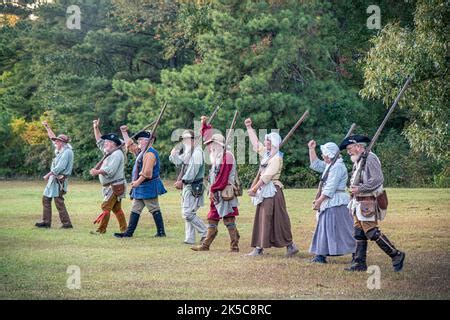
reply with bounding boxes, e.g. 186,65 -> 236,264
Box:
345,227 -> 368,272
224,217 -> 240,252
114,212 -> 140,238
191,220 -> 218,251
375,232 -> 406,272
152,210 -> 166,237
35,196 -> 52,228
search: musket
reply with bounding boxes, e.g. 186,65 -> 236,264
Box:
137,101 -> 168,166
314,123 -> 356,201
224,110 -> 239,147
93,143 -> 125,170
352,75 -> 413,187
250,110 -> 309,189
207,103 -> 222,126
129,120 -> 156,140
279,110 -> 309,150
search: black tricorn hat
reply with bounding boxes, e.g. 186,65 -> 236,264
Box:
134,130 -> 153,140
101,133 -> 122,146
339,134 -> 371,150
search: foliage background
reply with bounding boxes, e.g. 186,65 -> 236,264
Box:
0,0 -> 448,187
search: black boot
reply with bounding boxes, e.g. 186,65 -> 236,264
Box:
114,212 -> 140,238
345,240 -> 368,271
152,210 -> 166,237
346,227 -> 368,272
375,233 -> 405,272
35,222 -> 51,228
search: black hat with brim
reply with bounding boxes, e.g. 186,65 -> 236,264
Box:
339,134 -> 371,150
134,131 -> 152,140
101,133 -> 122,146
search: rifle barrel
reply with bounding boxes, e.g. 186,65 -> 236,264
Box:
368,75 -> 413,151
207,103 -> 222,126
280,110 -> 309,148
225,110 -> 239,147
130,120 -> 156,140
345,123 -> 357,139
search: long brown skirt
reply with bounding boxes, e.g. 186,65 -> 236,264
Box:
251,186 -> 293,248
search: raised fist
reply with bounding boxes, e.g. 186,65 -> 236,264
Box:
200,116 -> 208,124
120,125 -> 128,132
93,118 -> 100,128
308,140 -> 316,149
244,118 -> 252,128
42,121 -> 49,127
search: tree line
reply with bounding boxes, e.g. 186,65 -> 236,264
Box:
0,0 -> 447,187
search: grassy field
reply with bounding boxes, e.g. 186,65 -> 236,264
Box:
0,181 -> 449,299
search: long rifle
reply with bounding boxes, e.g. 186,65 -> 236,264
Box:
93,143 -> 124,170
314,123 -> 356,201
129,120 -> 156,140
224,110 -> 239,147
352,75 -> 413,187
250,110 -> 309,189
94,117 -> 159,170
207,103 -> 222,126
137,101 -> 168,166
175,104 -> 222,182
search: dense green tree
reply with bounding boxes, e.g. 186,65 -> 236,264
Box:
0,0 -> 446,187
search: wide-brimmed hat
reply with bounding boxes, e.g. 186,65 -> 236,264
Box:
51,134 -> 70,143
101,133 -> 122,146
339,134 -> 371,150
204,133 -> 225,146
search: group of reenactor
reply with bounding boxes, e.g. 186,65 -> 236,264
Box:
34,112 -> 405,272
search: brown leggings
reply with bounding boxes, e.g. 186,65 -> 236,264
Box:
42,195 -> 72,225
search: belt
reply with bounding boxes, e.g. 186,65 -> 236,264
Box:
102,178 -> 125,187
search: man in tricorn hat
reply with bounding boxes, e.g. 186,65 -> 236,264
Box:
169,129 -> 207,245
89,119 -> 127,235
114,126 -> 167,238
340,134 -> 405,272
35,121 -> 74,229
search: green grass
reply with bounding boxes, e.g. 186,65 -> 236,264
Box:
0,181 -> 449,299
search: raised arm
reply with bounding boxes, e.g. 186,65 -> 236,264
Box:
308,140 -> 327,173
42,121 -> 56,140
119,125 -> 131,145
244,118 -> 259,152
93,118 -> 102,141
308,140 -> 318,164
200,115 -> 213,141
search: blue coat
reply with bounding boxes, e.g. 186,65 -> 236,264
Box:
131,147 -> 167,200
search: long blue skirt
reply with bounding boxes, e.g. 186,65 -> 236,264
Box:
309,205 -> 356,256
